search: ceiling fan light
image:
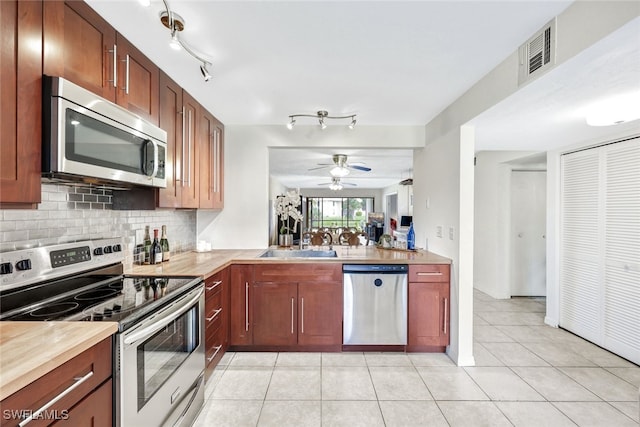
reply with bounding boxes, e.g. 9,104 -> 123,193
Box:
330,166 -> 349,177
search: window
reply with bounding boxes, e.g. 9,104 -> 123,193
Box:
306,197 -> 374,231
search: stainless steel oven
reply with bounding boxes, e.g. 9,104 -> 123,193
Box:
0,239 -> 205,427
118,284 -> 204,427
42,75 -> 167,188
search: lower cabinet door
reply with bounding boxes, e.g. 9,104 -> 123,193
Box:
54,379 -> 112,427
298,282 -> 342,346
252,282 -> 297,346
408,282 -> 445,348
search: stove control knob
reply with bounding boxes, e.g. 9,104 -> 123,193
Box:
103,246 -> 113,254
16,259 -> 32,271
93,247 -> 104,256
0,262 -> 13,275
112,244 -> 122,252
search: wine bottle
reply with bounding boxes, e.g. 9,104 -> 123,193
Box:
407,222 -> 416,250
143,225 -> 152,264
160,225 -> 170,262
150,229 -> 163,264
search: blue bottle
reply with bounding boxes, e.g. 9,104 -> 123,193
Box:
407,222 -> 415,250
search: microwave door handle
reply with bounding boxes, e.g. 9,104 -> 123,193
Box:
151,140 -> 159,178
142,140 -> 155,177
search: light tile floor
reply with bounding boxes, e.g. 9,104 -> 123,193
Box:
194,290 -> 639,426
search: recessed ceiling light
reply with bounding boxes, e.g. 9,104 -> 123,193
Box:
585,92 -> 640,126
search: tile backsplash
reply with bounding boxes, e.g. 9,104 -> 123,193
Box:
0,183 -> 196,266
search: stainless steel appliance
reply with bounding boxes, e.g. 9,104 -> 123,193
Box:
42,76 -> 167,188
0,239 -> 204,427
343,264 -> 408,345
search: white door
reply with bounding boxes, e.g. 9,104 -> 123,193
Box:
510,170 -> 547,296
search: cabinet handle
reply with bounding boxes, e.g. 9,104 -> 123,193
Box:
301,297 -> 304,334
108,44 -> 117,87
417,272 -> 443,276
215,130 -> 220,193
207,345 -> 223,362
186,109 -> 192,187
245,282 -> 249,332
206,308 -> 222,322
443,297 -> 448,335
180,106 -> 186,184
206,280 -> 222,291
18,370 -> 94,427
214,130 -> 216,193
291,297 -> 294,334
121,54 -> 130,94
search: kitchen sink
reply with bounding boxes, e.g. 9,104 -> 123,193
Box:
259,249 -> 338,258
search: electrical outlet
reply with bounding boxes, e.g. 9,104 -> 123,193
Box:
436,226 -> 443,238
449,226 -> 454,240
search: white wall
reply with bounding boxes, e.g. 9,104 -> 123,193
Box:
473,151 -> 541,299
198,125 -> 424,249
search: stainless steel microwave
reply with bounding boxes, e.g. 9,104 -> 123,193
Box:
42,76 -> 167,188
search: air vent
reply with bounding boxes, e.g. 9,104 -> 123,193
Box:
518,18 -> 556,86
399,178 -> 413,186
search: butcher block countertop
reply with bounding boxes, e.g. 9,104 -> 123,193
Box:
126,246 -> 451,279
0,321 -> 118,401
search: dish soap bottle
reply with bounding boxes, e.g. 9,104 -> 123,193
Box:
407,222 -> 416,250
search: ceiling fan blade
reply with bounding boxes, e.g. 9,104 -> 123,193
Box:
349,164 -> 371,172
318,182 -> 331,186
342,182 -> 357,186
308,165 -> 330,171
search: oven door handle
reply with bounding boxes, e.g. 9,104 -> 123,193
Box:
123,286 -> 203,346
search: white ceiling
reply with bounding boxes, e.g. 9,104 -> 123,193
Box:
86,1 -> 640,189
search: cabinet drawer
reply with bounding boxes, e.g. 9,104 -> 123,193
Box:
205,305 -> 224,337
254,263 -> 341,282
205,328 -> 226,366
205,286 -> 223,315
409,264 -> 450,283
1,337 -> 112,427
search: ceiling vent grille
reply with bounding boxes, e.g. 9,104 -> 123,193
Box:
518,18 -> 556,86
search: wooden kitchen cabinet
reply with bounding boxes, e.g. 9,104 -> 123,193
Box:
204,268 -> 229,380
252,282 -> 298,346
114,34 -> 159,125
43,1 -> 159,124
407,264 -> 450,351
157,72 -> 201,209
230,263 -> 342,350
0,337 -> 113,427
0,0 -> 42,208
198,110 -> 225,209
229,265 -> 254,346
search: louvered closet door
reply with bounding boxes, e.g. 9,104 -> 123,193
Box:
560,149 -> 602,344
560,136 -> 640,365
603,139 -> 640,362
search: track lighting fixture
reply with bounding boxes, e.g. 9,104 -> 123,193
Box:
286,110 -> 357,130
160,0 -> 214,82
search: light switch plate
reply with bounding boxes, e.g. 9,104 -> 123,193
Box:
449,226 -> 454,240
436,226 -> 443,238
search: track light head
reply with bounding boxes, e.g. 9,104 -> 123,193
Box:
348,117 -> 357,129
200,63 -> 212,82
319,118 -> 327,130
287,118 -> 296,130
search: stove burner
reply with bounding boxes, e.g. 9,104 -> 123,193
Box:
75,288 -> 119,301
30,302 -> 80,318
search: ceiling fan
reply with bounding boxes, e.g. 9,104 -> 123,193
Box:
308,154 -> 371,177
318,177 -> 357,191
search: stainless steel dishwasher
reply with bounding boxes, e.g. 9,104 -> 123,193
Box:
343,264 -> 408,345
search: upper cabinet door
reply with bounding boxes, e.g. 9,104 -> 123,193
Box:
198,109 -> 215,209
157,72 -> 183,208
180,92 -> 200,208
212,119 -> 225,210
43,1 -> 116,101
115,34 -> 159,125
0,0 -> 42,208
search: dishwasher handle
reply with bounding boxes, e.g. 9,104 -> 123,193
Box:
342,264 -> 408,274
